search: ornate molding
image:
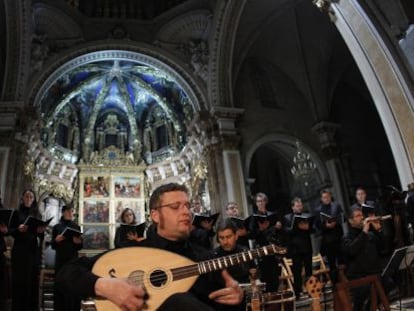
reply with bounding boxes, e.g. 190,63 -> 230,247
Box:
81,145 -> 138,167
208,0 -> 246,107
23,121 -> 78,201
212,106 -> 244,136
155,10 -> 212,83
0,101 -> 24,131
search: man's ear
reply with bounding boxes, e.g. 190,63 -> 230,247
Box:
151,209 -> 159,224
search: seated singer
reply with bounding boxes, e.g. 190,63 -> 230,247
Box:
214,219 -> 251,284
56,183 -> 243,311
342,207 -> 388,311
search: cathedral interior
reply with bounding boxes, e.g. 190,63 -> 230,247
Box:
1,0 -> 414,310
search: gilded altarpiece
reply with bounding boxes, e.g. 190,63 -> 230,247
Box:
78,148 -> 146,253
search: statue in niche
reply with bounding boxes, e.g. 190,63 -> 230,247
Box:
188,40 -> 209,82
72,124 -> 80,152
125,151 -> 135,164
132,139 -> 142,163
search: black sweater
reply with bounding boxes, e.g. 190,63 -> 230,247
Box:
342,226 -> 385,279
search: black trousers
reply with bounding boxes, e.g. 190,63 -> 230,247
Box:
11,253 -> 40,311
291,252 -> 313,296
321,240 -> 343,283
54,285 -> 81,311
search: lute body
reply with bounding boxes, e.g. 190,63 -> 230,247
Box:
90,244 -> 286,311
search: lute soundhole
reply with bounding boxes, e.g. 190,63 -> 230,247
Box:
149,269 -> 168,287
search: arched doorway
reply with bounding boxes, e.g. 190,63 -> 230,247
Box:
246,135 -> 327,215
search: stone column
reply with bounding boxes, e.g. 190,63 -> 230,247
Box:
313,121 -> 350,214
212,106 -> 249,217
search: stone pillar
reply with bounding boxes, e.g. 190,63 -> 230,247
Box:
313,121 -> 350,213
0,101 -> 26,208
212,107 -> 249,217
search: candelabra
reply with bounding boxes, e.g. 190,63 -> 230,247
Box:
290,141 -> 316,186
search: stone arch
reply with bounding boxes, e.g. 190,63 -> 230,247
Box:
329,0 -> 414,186
245,133 -> 329,211
245,133 -> 328,181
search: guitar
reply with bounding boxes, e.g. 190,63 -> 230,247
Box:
89,244 -> 286,311
305,276 -> 323,311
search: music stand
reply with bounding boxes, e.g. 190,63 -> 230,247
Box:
382,246 -> 409,279
381,246 -> 414,311
399,245 -> 414,270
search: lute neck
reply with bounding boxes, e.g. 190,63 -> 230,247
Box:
172,244 -> 284,281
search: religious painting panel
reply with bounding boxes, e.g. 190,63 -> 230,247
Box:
82,225 -> 110,250
83,176 -> 110,198
113,176 -> 142,198
83,200 -> 110,223
78,168 -> 146,252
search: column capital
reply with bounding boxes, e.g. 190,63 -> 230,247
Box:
211,106 -> 244,137
312,121 -> 340,158
220,134 -> 241,150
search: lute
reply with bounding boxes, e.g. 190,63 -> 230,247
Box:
88,244 -> 286,311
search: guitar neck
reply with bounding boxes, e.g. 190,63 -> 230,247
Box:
172,244 -> 284,281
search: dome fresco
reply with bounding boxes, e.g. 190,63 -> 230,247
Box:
38,56 -> 194,164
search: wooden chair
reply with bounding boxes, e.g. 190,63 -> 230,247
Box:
39,268 -> 55,311
281,253 -> 332,290
334,275 -> 390,311
311,253 -> 332,284
279,260 -> 294,292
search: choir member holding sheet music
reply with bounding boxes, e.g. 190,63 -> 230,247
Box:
190,212 -> 220,250
283,197 -> 314,298
10,189 -> 45,311
314,189 -> 344,284
114,208 -> 146,248
249,212 -> 282,292
51,205 -> 83,311
350,187 -> 378,217
249,193 -> 283,238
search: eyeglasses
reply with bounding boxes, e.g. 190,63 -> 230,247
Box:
157,201 -> 191,211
